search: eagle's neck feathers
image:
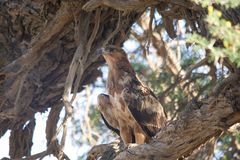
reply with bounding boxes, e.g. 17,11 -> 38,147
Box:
107,64 -> 143,96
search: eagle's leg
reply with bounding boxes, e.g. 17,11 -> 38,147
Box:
119,122 -> 134,145
134,125 -> 148,144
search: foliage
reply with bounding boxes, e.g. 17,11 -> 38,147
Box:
188,1 -> 240,66
192,0 -> 240,8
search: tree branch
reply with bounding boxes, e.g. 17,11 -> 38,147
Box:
82,0 -> 201,12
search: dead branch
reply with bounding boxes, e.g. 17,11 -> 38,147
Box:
9,119 -> 36,159
82,0 -> 201,12
87,140 -> 122,160
61,8 -> 94,159
83,0 -> 159,12
86,9 -> 101,54
186,138 -> 216,160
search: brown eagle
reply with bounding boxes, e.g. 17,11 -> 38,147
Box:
97,46 -> 166,145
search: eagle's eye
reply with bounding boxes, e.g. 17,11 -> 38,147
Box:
105,46 -> 115,52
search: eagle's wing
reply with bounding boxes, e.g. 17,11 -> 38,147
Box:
97,94 -> 120,136
122,86 -> 166,137
100,113 -> 120,136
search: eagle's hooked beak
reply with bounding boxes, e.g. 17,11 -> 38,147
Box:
96,47 -> 112,56
95,48 -> 104,55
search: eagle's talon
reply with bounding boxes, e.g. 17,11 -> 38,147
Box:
124,143 -> 139,150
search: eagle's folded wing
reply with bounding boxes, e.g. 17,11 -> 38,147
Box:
98,94 -> 120,135
100,113 -> 120,136
122,86 -> 166,137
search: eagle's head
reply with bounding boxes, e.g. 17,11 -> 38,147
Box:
97,46 -> 128,66
97,46 -> 135,75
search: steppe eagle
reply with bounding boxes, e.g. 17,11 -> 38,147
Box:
97,46 -> 166,145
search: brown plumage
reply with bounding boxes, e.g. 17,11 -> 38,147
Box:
97,46 -> 166,145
